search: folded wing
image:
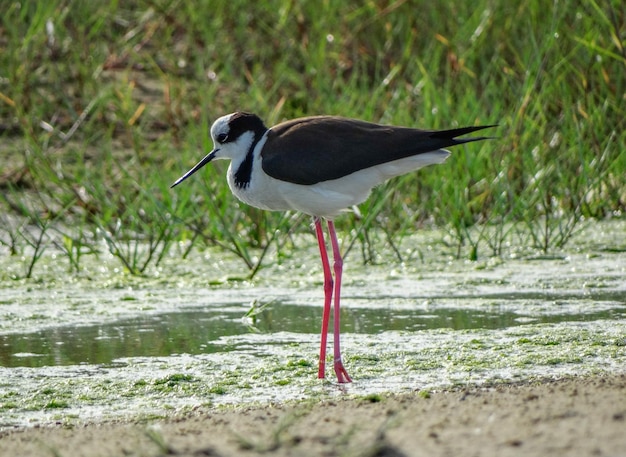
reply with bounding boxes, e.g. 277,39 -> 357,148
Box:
261,116 -> 494,185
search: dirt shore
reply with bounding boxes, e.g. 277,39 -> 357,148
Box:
1,374 -> 625,457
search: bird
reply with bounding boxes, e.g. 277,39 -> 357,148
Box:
172,112 -> 494,383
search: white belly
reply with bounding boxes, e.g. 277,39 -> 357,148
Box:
227,150 -> 450,218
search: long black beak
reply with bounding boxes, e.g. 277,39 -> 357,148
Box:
171,149 -> 218,188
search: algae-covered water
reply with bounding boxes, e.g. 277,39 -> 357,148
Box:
0,220 -> 624,430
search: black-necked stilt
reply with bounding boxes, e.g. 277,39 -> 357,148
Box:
172,112 -> 494,383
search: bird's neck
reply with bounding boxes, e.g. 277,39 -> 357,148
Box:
232,131 -> 268,189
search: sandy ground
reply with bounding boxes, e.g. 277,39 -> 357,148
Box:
1,375 -> 625,457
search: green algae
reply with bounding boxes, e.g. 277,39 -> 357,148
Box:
0,219 -> 624,430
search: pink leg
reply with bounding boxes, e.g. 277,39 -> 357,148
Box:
314,218 -> 332,379
327,221 -> 352,383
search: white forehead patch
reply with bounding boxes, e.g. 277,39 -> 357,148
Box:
210,113 -> 236,141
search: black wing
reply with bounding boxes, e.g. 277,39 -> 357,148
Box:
261,116 -> 494,185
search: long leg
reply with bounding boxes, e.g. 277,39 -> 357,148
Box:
327,220 -> 352,383
314,217 -> 332,379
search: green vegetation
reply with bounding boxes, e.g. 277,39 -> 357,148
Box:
1,1 -> 624,278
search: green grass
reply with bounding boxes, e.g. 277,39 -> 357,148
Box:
0,0 -> 624,277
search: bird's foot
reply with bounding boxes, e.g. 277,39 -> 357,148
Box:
334,357 -> 352,383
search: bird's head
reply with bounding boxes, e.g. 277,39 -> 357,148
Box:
171,112 -> 267,188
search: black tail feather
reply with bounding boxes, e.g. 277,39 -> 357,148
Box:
431,124 -> 498,143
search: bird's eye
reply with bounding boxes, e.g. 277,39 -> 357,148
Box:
216,133 -> 228,143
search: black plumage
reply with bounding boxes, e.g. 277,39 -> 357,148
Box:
260,116 -> 495,185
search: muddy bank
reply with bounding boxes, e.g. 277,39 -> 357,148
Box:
2,375 -> 625,457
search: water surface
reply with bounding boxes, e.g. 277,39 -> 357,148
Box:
0,220 -> 624,430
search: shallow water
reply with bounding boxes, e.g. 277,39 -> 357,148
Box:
0,219 -> 624,429
2,294 -> 625,369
